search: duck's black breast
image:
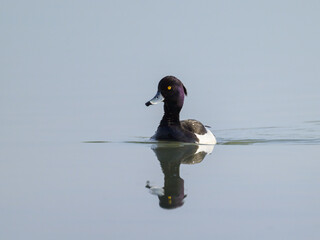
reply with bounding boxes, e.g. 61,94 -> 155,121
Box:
152,124 -> 199,143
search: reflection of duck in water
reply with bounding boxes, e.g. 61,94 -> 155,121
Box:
146,143 -> 214,209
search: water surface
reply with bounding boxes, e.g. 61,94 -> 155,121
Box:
1,122 -> 320,240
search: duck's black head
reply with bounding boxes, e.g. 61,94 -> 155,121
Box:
145,76 -> 187,109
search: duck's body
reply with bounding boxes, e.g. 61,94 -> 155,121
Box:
146,76 -> 216,145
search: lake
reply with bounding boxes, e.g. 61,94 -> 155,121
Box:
1,122 -> 320,239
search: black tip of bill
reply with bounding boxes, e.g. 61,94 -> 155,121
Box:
145,101 -> 151,107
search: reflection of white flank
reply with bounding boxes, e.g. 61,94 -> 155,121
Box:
195,128 -> 217,145
195,144 -> 214,154
146,181 -> 164,196
148,187 -> 164,196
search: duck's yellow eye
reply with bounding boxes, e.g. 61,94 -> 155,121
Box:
167,86 -> 172,90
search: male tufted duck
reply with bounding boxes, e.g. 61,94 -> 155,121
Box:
145,76 -> 217,144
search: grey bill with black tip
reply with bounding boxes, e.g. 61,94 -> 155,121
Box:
145,91 -> 164,106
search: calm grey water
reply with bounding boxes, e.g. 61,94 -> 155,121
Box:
2,1 -> 320,239
1,123 -> 320,240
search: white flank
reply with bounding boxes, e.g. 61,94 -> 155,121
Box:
195,128 -> 217,145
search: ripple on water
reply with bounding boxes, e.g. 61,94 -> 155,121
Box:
83,121 -> 320,145
215,121 -> 320,145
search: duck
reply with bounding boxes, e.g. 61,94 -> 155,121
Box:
145,76 -> 217,144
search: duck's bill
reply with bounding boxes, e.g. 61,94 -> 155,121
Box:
145,91 -> 164,106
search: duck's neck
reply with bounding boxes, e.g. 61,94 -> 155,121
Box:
160,102 -> 182,126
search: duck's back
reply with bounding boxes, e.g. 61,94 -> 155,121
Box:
180,119 -> 207,135
181,119 -> 217,144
